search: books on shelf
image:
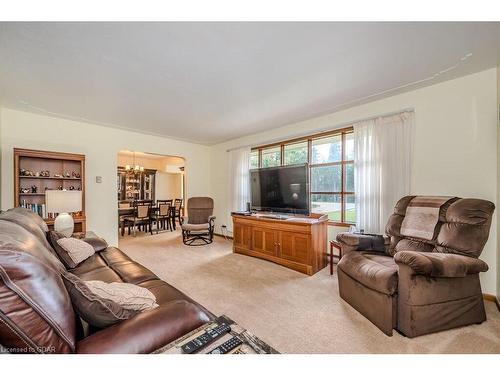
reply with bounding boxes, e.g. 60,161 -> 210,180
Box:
20,201 -> 48,219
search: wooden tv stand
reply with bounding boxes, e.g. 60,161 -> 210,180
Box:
231,213 -> 328,275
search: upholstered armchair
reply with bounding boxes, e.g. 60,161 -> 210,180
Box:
336,196 -> 494,337
180,197 -> 215,246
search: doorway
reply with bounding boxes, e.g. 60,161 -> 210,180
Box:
117,150 -> 185,239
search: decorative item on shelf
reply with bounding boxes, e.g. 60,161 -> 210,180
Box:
72,171 -> 80,178
45,190 -> 82,237
64,172 -> 71,178
40,170 -> 50,177
20,168 -> 35,176
57,185 -> 63,190
53,173 -> 62,178
20,187 -> 31,194
35,172 -> 40,177
30,185 -> 38,193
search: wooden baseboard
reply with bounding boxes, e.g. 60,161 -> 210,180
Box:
483,293 -> 500,312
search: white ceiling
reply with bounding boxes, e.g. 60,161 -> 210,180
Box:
1,22 -> 500,144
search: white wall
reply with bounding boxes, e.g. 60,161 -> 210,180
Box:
0,108 -> 211,246
155,172 -> 183,201
210,68 -> 499,295
497,64 -> 500,301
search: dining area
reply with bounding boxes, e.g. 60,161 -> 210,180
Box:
118,198 -> 183,236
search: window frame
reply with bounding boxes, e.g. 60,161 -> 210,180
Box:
251,127 -> 354,226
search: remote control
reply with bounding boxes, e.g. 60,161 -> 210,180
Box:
207,336 -> 243,354
181,322 -> 231,354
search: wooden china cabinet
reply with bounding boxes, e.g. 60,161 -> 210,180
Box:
117,167 -> 156,201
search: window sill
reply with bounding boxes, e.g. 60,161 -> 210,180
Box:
327,221 -> 353,228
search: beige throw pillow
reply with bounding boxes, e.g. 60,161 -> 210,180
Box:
62,272 -> 138,328
84,280 -> 159,311
56,237 -> 95,266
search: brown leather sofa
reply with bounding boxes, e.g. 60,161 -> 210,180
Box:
336,196 -> 494,337
0,207 -> 214,354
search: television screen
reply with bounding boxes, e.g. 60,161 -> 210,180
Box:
250,164 -> 309,215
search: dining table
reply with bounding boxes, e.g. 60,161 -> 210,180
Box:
118,205 -> 177,236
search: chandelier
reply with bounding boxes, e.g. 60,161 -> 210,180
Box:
125,152 -> 144,173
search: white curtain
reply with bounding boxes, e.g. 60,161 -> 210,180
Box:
354,111 -> 414,234
227,147 -> 251,231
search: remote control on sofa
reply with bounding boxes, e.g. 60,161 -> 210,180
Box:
181,322 -> 231,354
207,336 -> 243,354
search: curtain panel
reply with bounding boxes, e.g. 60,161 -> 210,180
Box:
354,111 -> 414,233
227,147 -> 251,231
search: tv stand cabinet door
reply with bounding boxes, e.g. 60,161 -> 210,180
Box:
251,227 -> 278,257
233,222 -> 252,250
279,231 -> 310,264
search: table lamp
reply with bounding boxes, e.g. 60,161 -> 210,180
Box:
45,190 -> 82,237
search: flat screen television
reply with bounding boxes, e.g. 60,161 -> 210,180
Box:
250,163 -> 309,215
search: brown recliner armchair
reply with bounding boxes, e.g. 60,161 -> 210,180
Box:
336,196 -> 495,337
180,197 -> 216,246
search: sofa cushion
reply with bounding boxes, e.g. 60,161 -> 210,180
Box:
82,237 -> 108,252
70,254 -> 123,283
182,223 -> 210,231
138,279 -> 196,305
109,260 -> 158,284
0,220 -> 76,353
62,272 -> 139,328
0,208 -> 52,252
338,251 -> 398,295
70,247 -> 157,285
76,300 -> 211,354
98,246 -> 133,265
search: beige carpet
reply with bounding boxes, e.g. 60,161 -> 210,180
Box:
119,230 -> 500,354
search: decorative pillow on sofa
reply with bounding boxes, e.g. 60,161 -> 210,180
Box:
62,272 -> 140,328
85,280 -> 159,311
47,231 -> 95,269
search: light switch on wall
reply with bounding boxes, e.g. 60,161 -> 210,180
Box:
95,176 -> 102,183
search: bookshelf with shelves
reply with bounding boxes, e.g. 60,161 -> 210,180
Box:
14,148 -> 86,232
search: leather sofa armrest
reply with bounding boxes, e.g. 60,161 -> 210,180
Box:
76,300 -> 211,354
82,237 -> 108,252
336,232 -> 390,255
394,251 -> 488,278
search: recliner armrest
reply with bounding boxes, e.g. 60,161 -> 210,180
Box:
76,300 -> 211,354
394,251 -> 488,278
336,233 -> 390,255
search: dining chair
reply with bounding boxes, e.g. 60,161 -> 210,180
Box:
172,198 -> 183,229
152,200 -> 173,233
118,201 -> 134,236
124,202 -> 153,236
